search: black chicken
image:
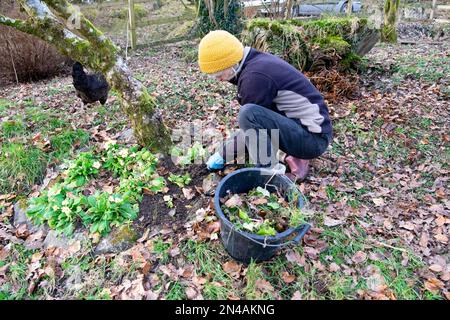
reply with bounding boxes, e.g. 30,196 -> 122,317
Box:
72,62 -> 110,105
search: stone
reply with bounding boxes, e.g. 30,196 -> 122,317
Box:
94,225 -> 138,255
43,230 -> 87,250
65,266 -> 83,292
116,128 -> 136,144
13,199 -> 47,233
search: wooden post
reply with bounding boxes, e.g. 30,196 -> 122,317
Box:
347,0 -> 353,15
430,0 -> 437,20
284,0 -> 295,19
128,0 -> 136,50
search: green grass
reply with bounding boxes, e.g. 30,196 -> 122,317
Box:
0,143 -> 47,194
60,251 -> 138,300
0,98 -> 12,116
316,225 -> 424,300
371,249 -> 423,300
392,54 -> 449,84
151,238 -> 172,263
1,118 -> 26,138
0,98 -> 92,194
244,262 -> 268,299
183,240 -> 237,299
0,244 -> 49,300
50,129 -> 90,160
166,281 -> 186,300
181,43 -> 198,63
0,125 -> 89,194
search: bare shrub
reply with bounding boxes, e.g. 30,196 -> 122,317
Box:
0,1 -> 71,84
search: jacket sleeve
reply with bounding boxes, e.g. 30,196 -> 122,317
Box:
237,72 -> 278,108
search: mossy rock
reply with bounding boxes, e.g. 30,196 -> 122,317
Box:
311,35 -> 351,56
94,225 -> 138,255
242,20 -> 313,71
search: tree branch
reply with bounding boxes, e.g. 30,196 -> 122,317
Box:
42,0 -> 118,52
0,14 -> 33,33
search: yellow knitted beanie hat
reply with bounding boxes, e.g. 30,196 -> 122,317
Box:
198,30 -> 244,74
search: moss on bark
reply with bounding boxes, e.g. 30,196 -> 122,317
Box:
382,0 -> 400,43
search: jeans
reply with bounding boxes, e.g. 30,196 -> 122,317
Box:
220,104 -> 332,167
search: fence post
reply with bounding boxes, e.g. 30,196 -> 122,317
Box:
129,0 -> 137,49
430,0 -> 437,20
347,0 -> 353,15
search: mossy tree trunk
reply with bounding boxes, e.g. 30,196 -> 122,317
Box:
430,0 -> 437,20
128,0 -> 136,49
0,0 -> 171,153
284,0 -> 295,19
382,0 -> 400,43
195,0 -> 243,36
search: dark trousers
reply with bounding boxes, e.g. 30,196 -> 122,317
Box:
221,104 -> 332,167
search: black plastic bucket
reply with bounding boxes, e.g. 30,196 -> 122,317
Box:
214,168 -> 311,264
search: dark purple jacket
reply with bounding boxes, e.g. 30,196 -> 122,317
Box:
230,48 -> 332,134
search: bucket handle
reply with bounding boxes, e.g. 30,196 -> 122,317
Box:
232,223 -> 311,248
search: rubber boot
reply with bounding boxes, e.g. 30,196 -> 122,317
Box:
284,156 -> 310,182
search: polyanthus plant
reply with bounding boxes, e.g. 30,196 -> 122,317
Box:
26,143 -> 167,237
171,141 -> 207,167
102,141 -> 158,178
64,152 -> 101,186
27,183 -> 83,235
168,173 -> 192,188
80,192 -> 138,236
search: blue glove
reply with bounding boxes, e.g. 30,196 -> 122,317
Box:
206,152 -> 225,171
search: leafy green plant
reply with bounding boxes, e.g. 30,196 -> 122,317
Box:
102,143 -> 136,178
26,143 -> 166,237
27,183 -> 83,235
102,142 -> 158,179
171,142 -> 207,167
221,186 -> 306,236
168,173 -> 191,188
81,192 -> 138,236
147,176 -> 167,193
117,176 -> 145,202
163,195 -> 174,208
64,152 -> 101,187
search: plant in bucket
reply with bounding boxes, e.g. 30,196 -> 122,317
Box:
213,168 -> 311,264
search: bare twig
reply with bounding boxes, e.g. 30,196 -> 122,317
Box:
369,239 -> 408,253
6,29 -> 19,84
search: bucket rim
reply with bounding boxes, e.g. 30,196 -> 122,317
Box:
213,167 -> 307,242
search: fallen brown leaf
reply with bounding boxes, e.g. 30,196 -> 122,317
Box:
324,217 -> 345,227
255,279 -> 274,294
285,250 -> 304,266
184,287 -> 197,300
182,188 -> 195,200
352,251 -> 367,264
281,272 -> 296,284
429,264 -> 443,273
329,262 -> 341,272
224,194 -> 243,208
424,278 -> 444,293
15,224 -> 30,239
222,261 -> 241,278
206,221 -> 220,234
251,198 -> 268,205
